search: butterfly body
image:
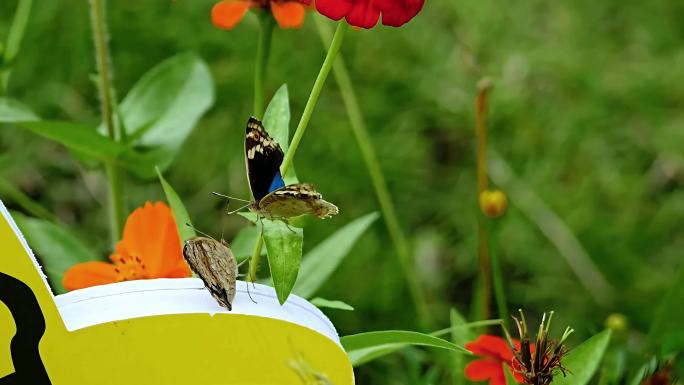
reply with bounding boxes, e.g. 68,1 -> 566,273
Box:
182,237 -> 237,310
244,117 -> 338,219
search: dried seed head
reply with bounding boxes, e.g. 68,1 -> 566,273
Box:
183,237 -> 238,310
505,310 -> 572,385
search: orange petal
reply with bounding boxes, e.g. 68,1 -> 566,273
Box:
63,261 -> 119,291
212,0 -> 252,30
271,2 -> 306,29
119,202 -> 184,278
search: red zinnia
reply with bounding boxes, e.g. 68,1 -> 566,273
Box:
302,0 -> 424,29
465,335 -> 527,385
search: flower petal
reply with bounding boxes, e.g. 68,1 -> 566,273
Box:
63,261 -> 119,291
346,0 -> 381,29
465,335 -> 515,362
465,359 -> 506,385
374,0 -> 424,27
315,0 -> 354,21
212,0 -> 252,30
271,2 -> 307,29
119,202 -> 187,278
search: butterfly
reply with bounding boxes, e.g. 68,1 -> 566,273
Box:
182,237 -> 238,310
244,117 -> 338,219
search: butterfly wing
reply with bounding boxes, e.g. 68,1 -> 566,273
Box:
258,183 -> 339,219
182,237 -> 238,310
245,117 -> 285,201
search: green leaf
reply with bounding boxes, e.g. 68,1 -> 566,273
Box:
5,119 -> 125,161
262,219 -> 303,304
310,297 -> 354,311
2,0 -> 32,89
451,308 -> 474,385
156,167 -> 195,245
0,97 -> 38,121
116,53 -> 214,177
649,263 -> 684,355
11,211 -> 100,294
262,84 -> 298,184
504,364 -> 518,385
230,226 -> 266,261
263,84 -> 290,154
342,330 -> 469,366
293,212 -> 379,298
554,330 -> 612,385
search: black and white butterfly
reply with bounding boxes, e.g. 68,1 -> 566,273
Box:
243,117 -> 338,219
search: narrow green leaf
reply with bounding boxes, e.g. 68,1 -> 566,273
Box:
310,297 -> 354,311
2,0 -> 32,89
504,364 -> 518,385
11,120 -> 124,161
347,344 -> 406,367
230,225 -> 266,261
554,330 -> 612,385
115,53 -> 214,176
156,167 -> 195,245
342,331 -> 469,365
0,177 -> 56,222
451,308 -> 474,385
0,97 -> 38,121
262,219 -> 303,304
293,212 -> 379,298
649,263 -> 684,355
11,211 -> 99,294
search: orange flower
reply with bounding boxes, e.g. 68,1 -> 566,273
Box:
212,0 -> 309,30
63,202 -> 191,291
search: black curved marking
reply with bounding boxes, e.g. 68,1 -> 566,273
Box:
0,272 -> 51,384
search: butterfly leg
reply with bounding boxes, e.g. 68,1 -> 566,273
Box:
273,217 -> 297,234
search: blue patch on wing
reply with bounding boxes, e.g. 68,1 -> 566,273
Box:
268,171 -> 285,193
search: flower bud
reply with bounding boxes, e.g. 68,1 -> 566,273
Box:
479,189 -> 508,218
604,313 -> 629,334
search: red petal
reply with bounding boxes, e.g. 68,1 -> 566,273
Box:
315,0 -> 353,21
374,0 -> 424,26
346,0 -> 381,29
465,359 -> 507,385
271,2 -> 307,29
465,335 -> 515,362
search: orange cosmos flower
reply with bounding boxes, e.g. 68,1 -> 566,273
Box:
63,202 -> 191,291
212,0 -> 309,30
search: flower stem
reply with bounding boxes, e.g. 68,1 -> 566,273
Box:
313,16 -> 433,328
279,20 -> 347,175
488,219 -> 508,323
89,0 -> 125,246
475,79 -> 492,321
248,21 -> 348,283
254,11 -> 274,119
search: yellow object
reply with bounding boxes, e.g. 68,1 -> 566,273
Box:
0,203 -> 354,384
479,189 -> 508,218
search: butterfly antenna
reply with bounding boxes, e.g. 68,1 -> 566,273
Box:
219,195 -> 231,241
227,202 -> 251,215
212,191 -> 251,203
184,223 -> 215,240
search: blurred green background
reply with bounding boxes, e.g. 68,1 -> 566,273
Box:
1,0 -> 683,383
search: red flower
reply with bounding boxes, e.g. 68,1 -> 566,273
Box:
212,0 -> 310,30
465,335 -> 527,385
302,0 -> 424,29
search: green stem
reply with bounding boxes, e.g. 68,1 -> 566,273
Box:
254,11 -> 274,118
488,219 -> 508,323
475,81 -> 492,321
248,21 -> 347,282
279,21 -> 347,175
89,0 -> 125,246
313,16 -> 432,328
247,233 -> 263,282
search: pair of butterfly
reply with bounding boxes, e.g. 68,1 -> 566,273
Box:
182,117 -> 339,310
